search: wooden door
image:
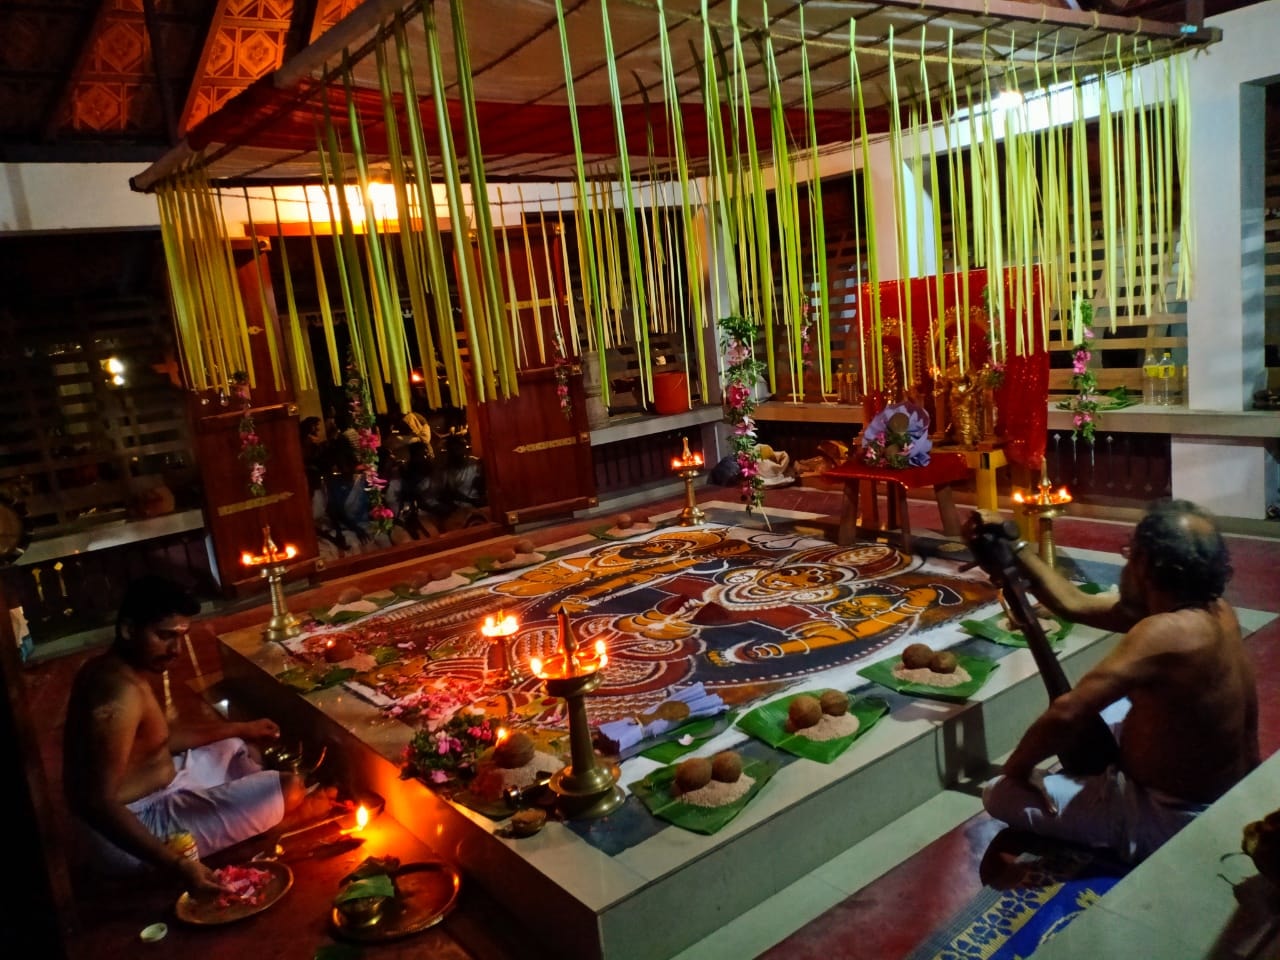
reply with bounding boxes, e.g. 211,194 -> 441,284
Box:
475,226 -> 596,526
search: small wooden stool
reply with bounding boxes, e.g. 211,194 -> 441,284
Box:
823,452 -> 971,554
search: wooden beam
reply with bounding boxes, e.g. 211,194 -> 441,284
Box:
283,0 -> 321,61
40,0 -> 110,141
142,0 -> 179,144
177,0 -> 229,137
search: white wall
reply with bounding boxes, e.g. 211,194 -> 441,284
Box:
0,162 -> 158,233
1185,0 -> 1280,411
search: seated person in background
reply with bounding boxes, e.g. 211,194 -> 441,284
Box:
982,499 -> 1259,863
63,576 -> 331,894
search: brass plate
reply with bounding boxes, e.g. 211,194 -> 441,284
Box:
330,861 -> 461,943
175,861 -> 293,925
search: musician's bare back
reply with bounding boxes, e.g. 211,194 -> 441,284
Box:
1118,600 -> 1258,803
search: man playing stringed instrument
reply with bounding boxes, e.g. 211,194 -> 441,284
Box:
972,500 -> 1259,863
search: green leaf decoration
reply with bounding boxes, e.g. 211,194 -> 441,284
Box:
857,653 -> 998,703
736,694 -> 889,763
371,646 -> 403,665
629,757 -> 777,835
333,874 -> 395,904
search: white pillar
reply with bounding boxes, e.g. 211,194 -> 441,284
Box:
1184,0 -> 1278,411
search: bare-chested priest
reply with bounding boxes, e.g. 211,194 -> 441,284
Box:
64,575 -> 327,893
982,499 -> 1259,862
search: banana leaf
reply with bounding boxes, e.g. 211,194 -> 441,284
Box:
857,652 -> 997,702
628,757 -> 777,835
736,693 -> 889,763
960,613 -> 1069,649
636,710 -> 739,763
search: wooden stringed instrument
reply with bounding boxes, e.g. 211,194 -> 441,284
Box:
963,513 -> 1120,776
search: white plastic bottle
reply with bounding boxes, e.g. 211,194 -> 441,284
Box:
1142,349 -> 1159,406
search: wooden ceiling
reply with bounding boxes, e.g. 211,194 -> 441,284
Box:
0,0 -> 1266,163
0,0 -> 361,160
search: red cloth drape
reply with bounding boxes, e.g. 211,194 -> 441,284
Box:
855,268 -> 1048,470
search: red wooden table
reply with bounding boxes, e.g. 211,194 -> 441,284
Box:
823,452 -> 972,554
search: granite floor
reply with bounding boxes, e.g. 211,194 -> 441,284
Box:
18,485 -> 1280,959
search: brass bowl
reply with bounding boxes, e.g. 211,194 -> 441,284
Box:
335,895 -> 389,928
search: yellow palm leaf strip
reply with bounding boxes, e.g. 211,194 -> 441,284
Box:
303,187 -> 341,385
597,179 -> 622,344
912,107 -> 930,373
1000,87 -> 1021,358
377,33 -> 438,408
968,83 -> 985,272
982,55 -> 1005,361
921,30 -> 944,376
762,6 -> 804,398
715,14 -> 750,324
169,180 -> 216,389
846,22 -> 867,392
801,3 -> 830,390
851,19 -> 881,391
553,183 -> 584,357
887,26 -> 913,384
207,181 -> 253,386
536,195 -> 565,350
699,0 -> 739,315
495,189 -> 527,369
450,0 -> 515,398
1070,55 -> 1091,306
518,184 -> 547,364
394,16 -> 454,407
342,62 -> 402,412
728,9 -> 771,379
1134,56 -> 1152,322
155,184 -> 202,389
1175,54 -> 1192,300
944,31 -> 969,331
421,2 -> 487,403
599,0 -> 653,400
553,0 -> 605,376
1120,50 -> 1138,330
379,213 -> 411,411
269,187 -> 313,392
1151,50 -> 1167,312
1097,44 -> 1117,325
637,98 -> 670,338
657,0 -> 708,401
317,94 -> 373,380
186,178 -> 229,388
1157,53 -> 1173,310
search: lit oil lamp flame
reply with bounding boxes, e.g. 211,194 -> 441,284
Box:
495,726 -> 508,744
481,612 -> 519,637
241,526 -> 298,567
671,435 -> 705,470
528,609 -> 609,679
355,804 -> 369,831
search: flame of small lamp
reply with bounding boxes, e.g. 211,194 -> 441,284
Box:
495,726 -> 508,744
355,804 -> 369,831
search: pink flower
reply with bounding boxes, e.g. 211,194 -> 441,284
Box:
1083,327 -> 1095,341
429,770 -> 448,784
726,383 -> 750,408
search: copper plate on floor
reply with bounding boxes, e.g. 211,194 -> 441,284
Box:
175,861 -> 293,925
330,861 -> 462,943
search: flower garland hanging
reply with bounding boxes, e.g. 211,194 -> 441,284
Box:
232,371 -> 267,497
343,355 -> 395,538
552,331 -> 573,421
1066,298 -> 1100,443
719,315 -> 768,511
